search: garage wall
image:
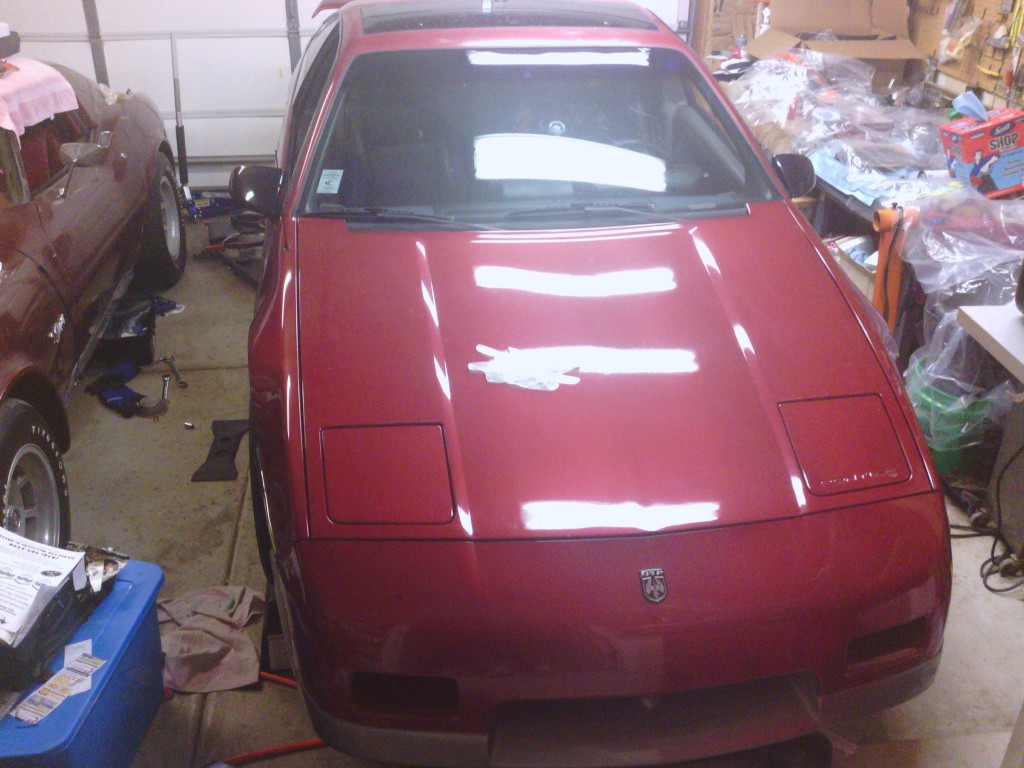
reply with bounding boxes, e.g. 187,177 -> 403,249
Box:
0,0 -> 692,189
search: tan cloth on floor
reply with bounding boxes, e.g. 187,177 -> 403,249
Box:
158,586 -> 264,693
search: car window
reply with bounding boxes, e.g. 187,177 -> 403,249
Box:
0,130 -> 28,206
19,111 -> 87,196
299,47 -> 778,230
283,17 -> 341,170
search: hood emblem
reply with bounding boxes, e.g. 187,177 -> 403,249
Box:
639,568 -> 667,604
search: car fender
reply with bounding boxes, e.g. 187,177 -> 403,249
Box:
0,358 -> 71,453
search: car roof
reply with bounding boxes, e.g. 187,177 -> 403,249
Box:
320,0 -> 659,33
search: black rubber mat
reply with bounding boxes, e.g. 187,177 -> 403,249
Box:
191,419 -> 250,482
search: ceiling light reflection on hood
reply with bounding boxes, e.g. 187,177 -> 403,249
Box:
474,266 -> 677,297
523,501 -> 720,532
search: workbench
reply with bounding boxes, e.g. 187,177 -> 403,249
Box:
955,302 -> 1024,768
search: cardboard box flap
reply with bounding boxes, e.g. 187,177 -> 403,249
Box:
746,29 -> 803,60
771,0 -> 873,36
805,37 -> 923,61
871,0 -> 911,38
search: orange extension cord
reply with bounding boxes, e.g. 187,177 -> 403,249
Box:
204,672 -> 327,766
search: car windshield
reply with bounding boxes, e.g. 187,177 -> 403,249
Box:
300,46 -> 779,230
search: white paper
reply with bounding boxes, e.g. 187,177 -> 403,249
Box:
0,527 -> 85,647
317,169 -> 343,194
65,639 -> 93,694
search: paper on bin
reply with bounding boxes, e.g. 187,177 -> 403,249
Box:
10,653 -> 105,724
0,528 -> 85,647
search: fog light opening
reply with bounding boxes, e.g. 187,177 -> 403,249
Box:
847,617 -> 929,669
350,672 -> 459,719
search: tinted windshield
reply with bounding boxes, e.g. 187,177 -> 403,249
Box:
301,47 -> 778,230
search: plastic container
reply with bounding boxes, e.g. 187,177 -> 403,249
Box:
906,362 -> 1002,476
0,561 -> 164,768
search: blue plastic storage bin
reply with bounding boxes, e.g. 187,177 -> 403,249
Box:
0,560 -> 164,767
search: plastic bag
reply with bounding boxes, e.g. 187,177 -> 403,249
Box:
904,312 -> 1014,454
903,188 -> 1024,293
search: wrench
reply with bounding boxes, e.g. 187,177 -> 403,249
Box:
158,355 -> 188,388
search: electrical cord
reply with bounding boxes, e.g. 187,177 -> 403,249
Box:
208,738 -> 326,767
975,438 -> 1024,594
880,205 -> 904,327
202,671 -> 326,767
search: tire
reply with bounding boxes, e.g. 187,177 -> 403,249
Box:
250,433 -> 274,582
0,399 -> 70,547
133,152 -> 188,290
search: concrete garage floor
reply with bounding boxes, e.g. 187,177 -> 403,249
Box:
57,221 -> 1024,768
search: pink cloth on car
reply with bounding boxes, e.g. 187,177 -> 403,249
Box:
0,55 -> 78,136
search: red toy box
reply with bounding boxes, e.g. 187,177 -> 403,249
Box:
941,108 -> 1024,198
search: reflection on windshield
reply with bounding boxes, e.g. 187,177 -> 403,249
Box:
475,134 -> 666,192
302,46 -> 776,229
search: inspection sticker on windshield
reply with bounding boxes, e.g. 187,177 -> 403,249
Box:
317,169 -> 343,194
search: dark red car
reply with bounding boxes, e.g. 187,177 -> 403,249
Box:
235,1 -> 952,764
0,52 -> 186,547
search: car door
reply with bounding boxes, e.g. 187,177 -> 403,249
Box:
0,129 -> 75,389
28,102 -> 140,360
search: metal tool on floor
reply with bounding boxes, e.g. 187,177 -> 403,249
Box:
136,374 -> 170,419
156,355 -> 187,388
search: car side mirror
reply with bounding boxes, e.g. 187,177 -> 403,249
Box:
59,142 -> 105,169
771,153 -> 816,199
230,165 -> 284,218
58,142 -> 106,199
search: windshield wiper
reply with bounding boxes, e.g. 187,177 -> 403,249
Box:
504,202 -> 666,222
504,201 -> 749,222
320,207 -> 497,230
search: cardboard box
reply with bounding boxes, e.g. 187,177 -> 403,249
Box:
825,235 -> 876,299
747,0 -> 924,89
941,109 -> 1024,199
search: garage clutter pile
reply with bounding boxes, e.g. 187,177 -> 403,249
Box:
901,188 -> 1022,481
724,50 -> 954,207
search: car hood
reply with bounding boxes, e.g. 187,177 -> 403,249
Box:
295,202 -> 932,541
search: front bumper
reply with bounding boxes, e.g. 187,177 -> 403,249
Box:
279,492 -> 950,766
304,657 -> 939,767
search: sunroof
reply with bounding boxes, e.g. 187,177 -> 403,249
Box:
361,1 -> 659,33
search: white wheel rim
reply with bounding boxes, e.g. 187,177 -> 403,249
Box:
2,445 -> 60,545
159,174 -> 183,264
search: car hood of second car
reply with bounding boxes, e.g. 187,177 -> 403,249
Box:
293,201 -> 935,541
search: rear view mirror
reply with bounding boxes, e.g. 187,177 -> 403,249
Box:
771,154 -> 816,199
230,165 -> 284,218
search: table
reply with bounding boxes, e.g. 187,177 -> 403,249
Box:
955,303 -> 1024,768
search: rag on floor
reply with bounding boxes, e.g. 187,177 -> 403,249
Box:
158,585 -> 265,693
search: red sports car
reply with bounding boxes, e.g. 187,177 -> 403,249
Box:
0,47 -> 186,546
235,1 -> 951,764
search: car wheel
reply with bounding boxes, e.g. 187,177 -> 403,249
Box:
250,434 -> 274,582
0,399 -> 70,547
133,152 -> 188,289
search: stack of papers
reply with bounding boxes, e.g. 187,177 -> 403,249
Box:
0,528 -> 85,648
